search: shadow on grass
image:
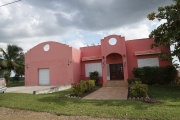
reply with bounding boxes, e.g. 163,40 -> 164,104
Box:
37,87 -> 160,111
148,85 -> 180,102
37,85 -> 180,111
7,81 -> 24,87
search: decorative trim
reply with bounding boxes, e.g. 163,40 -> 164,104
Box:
82,56 -> 102,61
135,49 -> 161,56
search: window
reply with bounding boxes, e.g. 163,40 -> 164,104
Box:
108,38 -> 117,45
85,63 -> 102,77
137,58 -> 159,68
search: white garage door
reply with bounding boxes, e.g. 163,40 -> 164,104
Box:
85,63 -> 102,77
39,69 -> 50,85
137,58 -> 159,68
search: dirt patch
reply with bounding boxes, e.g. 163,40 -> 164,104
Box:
0,107 -> 125,120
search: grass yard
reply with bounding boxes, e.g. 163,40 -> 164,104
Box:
0,85 -> 180,119
6,81 -> 24,87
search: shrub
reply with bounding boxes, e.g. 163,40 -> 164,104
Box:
127,78 -> 141,86
73,80 -> 95,96
73,84 -> 84,96
130,83 -> 148,98
89,71 -> 99,84
86,80 -> 95,91
132,65 -> 176,85
79,80 -> 88,92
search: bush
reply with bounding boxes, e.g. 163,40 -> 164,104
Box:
86,80 -> 95,91
130,83 -> 148,98
89,71 -> 99,84
127,78 -> 141,86
132,66 -> 176,85
72,84 -> 84,96
73,80 -> 95,96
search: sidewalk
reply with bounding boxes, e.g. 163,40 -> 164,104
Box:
82,86 -> 128,100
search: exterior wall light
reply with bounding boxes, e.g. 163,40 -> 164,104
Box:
112,54 -> 116,59
68,59 -> 72,65
124,59 -> 126,66
25,63 -> 28,68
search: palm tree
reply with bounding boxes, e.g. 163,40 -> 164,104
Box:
13,52 -> 25,82
0,44 -> 24,82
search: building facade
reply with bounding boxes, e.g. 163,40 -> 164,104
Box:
25,35 -> 172,86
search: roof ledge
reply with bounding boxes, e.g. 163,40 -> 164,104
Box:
82,56 -> 102,61
135,49 -> 161,56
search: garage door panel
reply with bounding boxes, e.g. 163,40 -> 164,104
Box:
137,58 -> 159,68
85,63 -> 102,77
39,69 -> 50,85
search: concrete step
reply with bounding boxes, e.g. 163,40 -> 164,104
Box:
103,80 -> 128,87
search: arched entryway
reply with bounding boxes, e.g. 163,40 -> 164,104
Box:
106,53 -> 124,80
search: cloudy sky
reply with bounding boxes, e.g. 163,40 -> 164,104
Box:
0,0 -> 174,53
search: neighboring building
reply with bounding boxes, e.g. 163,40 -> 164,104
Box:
25,35 -> 172,86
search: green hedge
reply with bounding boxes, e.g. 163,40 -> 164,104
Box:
73,80 -> 95,96
132,66 -> 176,85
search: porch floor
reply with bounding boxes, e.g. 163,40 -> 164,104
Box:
82,86 -> 128,100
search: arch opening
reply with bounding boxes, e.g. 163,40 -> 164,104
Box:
106,53 -> 124,80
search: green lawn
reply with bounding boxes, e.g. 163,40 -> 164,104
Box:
0,85 -> 180,119
6,81 -> 24,87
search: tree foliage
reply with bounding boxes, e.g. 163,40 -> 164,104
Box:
147,0 -> 180,60
0,44 -> 24,82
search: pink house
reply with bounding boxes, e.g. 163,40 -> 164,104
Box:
25,35 -> 172,86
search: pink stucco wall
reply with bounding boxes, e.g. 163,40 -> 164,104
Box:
72,48 -> 81,84
80,46 -> 103,84
126,38 -> 172,78
101,35 -> 128,83
25,35 -> 172,86
25,41 -> 75,86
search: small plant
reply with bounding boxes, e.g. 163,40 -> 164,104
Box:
86,80 -> 95,91
130,83 -> 148,98
89,71 -> 99,84
72,84 -> 84,96
72,80 -> 95,96
127,78 -> 141,86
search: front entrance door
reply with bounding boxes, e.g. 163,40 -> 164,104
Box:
110,64 -> 124,80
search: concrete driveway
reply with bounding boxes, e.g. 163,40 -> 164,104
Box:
6,86 -> 55,94
5,84 -> 72,94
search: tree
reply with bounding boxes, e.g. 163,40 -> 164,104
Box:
14,52 -> 25,77
0,44 -> 24,82
147,0 -> 180,61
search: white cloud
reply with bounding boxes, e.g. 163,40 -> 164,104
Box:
0,0 -> 175,53
105,23 -> 150,40
15,36 -> 62,53
67,39 -> 85,49
0,43 -> 8,51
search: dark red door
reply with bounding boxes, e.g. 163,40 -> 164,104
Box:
110,64 -> 124,80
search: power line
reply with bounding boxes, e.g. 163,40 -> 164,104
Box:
0,0 -> 21,7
